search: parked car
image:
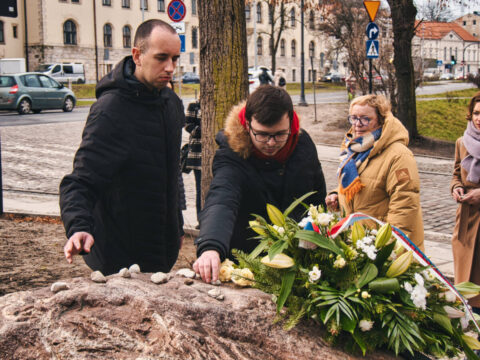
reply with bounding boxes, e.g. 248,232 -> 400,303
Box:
36,63 -> 85,84
182,72 -> 200,84
0,72 -> 76,114
439,72 -> 454,80
423,68 -> 440,81
321,71 -> 343,82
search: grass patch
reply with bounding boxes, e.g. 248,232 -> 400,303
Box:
71,84 -> 96,98
417,87 -> 479,99
77,100 -> 96,107
417,98 -> 469,142
286,82 -> 345,94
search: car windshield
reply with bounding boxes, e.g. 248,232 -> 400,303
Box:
0,76 -> 16,87
35,64 -> 54,72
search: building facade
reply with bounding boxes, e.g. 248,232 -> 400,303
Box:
1,0 -> 346,84
412,20 -> 480,77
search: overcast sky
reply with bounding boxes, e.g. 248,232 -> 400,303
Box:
380,0 -> 477,20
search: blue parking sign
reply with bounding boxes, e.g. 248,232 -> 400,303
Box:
179,34 -> 185,53
366,40 -> 379,59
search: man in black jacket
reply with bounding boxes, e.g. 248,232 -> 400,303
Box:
194,85 -> 327,283
60,19 -> 185,275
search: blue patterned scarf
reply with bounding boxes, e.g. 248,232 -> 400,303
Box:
337,128 -> 382,201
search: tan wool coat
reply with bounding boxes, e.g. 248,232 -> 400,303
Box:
451,137 -> 480,307
337,113 -> 425,251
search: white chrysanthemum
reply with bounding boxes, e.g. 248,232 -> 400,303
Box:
359,319 -> 374,332
414,273 -> 424,287
410,284 -> 428,310
370,229 -> 378,236
273,225 -> 285,235
316,213 -> 334,226
364,245 -> 377,260
422,268 -> 436,281
333,256 -> 346,269
361,291 -> 371,299
445,290 -> 457,303
308,266 -> 322,283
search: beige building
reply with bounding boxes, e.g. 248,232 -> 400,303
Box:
455,12 -> 480,39
1,0 -> 345,83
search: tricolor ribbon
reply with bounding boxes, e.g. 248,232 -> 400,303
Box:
328,212 -> 480,333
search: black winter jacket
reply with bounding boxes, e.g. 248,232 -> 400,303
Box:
195,103 -> 327,261
60,56 -> 185,275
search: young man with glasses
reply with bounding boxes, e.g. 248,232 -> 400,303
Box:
194,85 -> 327,283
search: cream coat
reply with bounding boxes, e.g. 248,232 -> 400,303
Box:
451,137 -> 480,307
337,113 -> 425,250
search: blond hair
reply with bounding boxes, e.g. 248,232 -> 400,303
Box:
349,94 -> 392,124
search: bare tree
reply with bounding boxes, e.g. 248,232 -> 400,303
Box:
198,0 -> 249,201
415,0 -> 454,21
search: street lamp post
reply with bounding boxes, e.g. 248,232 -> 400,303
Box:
298,0 -> 307,106
463,42 -> 476,79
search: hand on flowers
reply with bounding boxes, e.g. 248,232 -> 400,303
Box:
459,188 -> 480,206
452,187 -> 465,202
325,193 -> 339,211
64,231 -> 94,263
193,250 -> 220,283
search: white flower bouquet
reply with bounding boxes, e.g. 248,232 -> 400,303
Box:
233,192 -> 480,359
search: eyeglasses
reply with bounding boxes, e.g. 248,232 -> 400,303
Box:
249,126 -> 290,143
348,115 -> 373,126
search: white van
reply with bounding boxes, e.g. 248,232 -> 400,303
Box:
36,63 -> 85,84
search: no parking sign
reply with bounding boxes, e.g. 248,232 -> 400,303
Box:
168,0 -> 186,22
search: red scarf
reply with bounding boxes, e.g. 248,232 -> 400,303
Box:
238,106 -> 300,163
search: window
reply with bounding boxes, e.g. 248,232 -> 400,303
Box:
257,36 -> 263,56
280,39 -> 285,56
309,41 -> 315,58
444,47 -> 447,61
256,2 -> 262,23
63,20 -> 77,45
290,8 -> 295,27
102,0 -> 111,5
72,0 -> 80,3
292,69 -> 296,82
39,75 -> 57,88
104,23 -> 112,47
464,21 -> 467,26
0,21 -> 3,43
474,20 -> 477,25
245,5 -> 250,20
291,39 -> 296,57
268,8 -> 273,24
140,0 -> 148,10
309,10 -> 315,30
123,25 -> 131,48
22,74 -> 41,87
63,65 -> 74,74
191,0 -> 197,15
122,0 -> 130,8
191,27 -> 198,49
157,0 -> 165,11
13,25 -> 17,38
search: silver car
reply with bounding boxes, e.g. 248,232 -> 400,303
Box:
0,72 -> 76,114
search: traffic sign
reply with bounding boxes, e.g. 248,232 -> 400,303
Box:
170,22 -> 185,34
363,1 -> 380,22
366,40 -> 379,59
179,34 -> 186,53
167,0 -> 186,22
366,22 -> 379,40
437,60 -> 443,66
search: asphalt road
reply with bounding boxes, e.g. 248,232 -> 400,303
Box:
0,81 -> 476,127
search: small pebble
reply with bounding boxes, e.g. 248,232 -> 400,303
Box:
176,268 -> 196,279
91,271 -> 107,283
50,281 -> 69,293
211,280 -> 222,286
119,268 -> 131,278
129,264 -> 141,273
184,278 -> 194,285
207,288 -> 224,301
151,272 -> 168,284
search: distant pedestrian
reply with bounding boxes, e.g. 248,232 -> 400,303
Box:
450,91 -> 480,315
258,67 -> 274,85
274,68 -> 287,90
185,99 -> 202,227
325,94 -> 424,250
345,71 -> 356,102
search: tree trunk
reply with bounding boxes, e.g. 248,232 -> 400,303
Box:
199,0 -> 249,205
387,0 -> 418,139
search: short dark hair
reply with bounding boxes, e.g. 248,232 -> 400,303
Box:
134,19 -> 177,53
245,85 -> 293,126
467,91 -> 480,121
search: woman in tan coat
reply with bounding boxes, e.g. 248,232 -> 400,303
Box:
451,91 -> 480,313
326,94 -> 424,251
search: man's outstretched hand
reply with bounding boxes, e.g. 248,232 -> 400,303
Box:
193,250 -> 220,283
64,231 -> 94,263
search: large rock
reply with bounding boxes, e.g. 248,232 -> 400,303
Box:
0,273 -> 397,360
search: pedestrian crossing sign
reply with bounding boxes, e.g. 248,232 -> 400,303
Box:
366,40 -> 379,59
